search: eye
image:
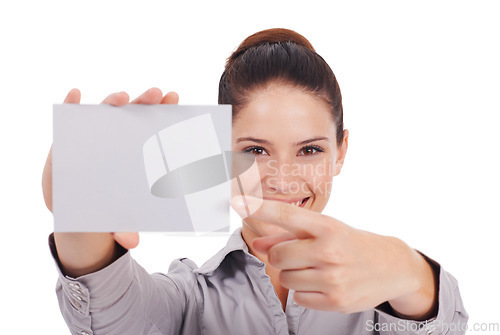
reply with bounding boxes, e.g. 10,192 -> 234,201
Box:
298,145 -> 324,156
242,146 -> 269,156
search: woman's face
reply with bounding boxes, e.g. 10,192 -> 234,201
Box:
232,83 -> 348,237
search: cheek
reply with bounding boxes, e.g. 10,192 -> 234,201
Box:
307,158 -> 335,194
231,159 -> 264,199
307,158 -> 335,212
312,175 -> 333,197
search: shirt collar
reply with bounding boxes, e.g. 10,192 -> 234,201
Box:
193,227 -> 263,275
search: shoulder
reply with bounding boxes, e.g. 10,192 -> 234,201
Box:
151,257 -> 200,293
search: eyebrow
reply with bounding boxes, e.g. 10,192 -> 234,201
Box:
236,136 -> 330,146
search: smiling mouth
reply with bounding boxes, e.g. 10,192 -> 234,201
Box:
262,196 -> 312,208
289,197 -> 311,208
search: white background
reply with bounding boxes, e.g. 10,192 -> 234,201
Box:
1,0 -> 499,333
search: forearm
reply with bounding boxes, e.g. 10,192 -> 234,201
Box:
49,233 -> 191,335
54,232 -> 121,278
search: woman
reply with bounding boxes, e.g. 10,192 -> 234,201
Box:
42,28 -> 468,334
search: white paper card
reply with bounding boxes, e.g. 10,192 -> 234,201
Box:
53,104 -> 233,232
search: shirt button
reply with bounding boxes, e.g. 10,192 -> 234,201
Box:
80,331 -> 89,335
71,292 -> 83,301
69,282 -> 81,289
72,298 -> 81,309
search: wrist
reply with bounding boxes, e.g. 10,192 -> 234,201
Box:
388,245 -> 439,321
54,232 -> 118,278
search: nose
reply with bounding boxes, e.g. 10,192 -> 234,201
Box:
262,158 -> 301,194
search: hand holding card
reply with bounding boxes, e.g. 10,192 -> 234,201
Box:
42,88 -> 178,277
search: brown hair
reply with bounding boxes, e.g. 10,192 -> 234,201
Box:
218,28 -> 344,145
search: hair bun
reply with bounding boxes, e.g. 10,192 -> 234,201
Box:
228,28 -> 316,64
219,28 -> 344,145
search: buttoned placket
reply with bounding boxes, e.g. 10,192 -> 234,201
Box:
66,280 -> 89,312
250,254 -> 305,335
285,289 -> 303,335
66,279 -> 93,335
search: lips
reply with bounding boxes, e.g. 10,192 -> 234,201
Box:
264,196 -> 311,208
296,197 -> 310,208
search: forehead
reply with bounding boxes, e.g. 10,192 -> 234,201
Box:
233,85 -> 334,139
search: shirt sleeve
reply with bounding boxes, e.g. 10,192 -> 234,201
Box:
373,251 -> 469,335
48,233 -> 199,335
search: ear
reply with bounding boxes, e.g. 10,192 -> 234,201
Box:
333,129 -> 349,176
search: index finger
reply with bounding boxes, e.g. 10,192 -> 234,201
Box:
130,87 -> 163,104
63,88 -> 81,104
101,91 -> 130,106
231,195 -> 326,238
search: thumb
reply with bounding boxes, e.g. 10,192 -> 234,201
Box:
113,232 -> 140,250
252,233 -> 297,254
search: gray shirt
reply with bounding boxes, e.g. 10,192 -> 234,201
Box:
49,228 -> 468,335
